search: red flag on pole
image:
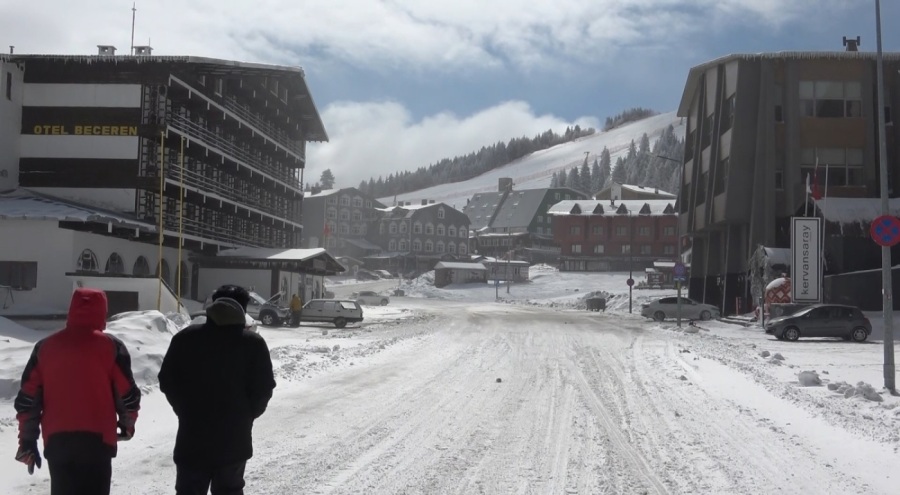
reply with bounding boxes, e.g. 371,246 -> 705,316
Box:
323,224 -> 331,238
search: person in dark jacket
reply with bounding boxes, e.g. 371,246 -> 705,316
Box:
14,287 -> 141,495
159,284 -> 276,495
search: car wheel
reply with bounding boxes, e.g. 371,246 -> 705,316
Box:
380,299 -> 389,306
334,317 -> 347,329
783,326 -> 801,341
653,311 -> 665,322
260,312 -> 277,327
700,310 -> 712,321
850,327 -> 868,342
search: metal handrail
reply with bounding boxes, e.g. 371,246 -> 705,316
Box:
162,159 -> 284,218
168,115 -> 298,187
221,96 -> 305,157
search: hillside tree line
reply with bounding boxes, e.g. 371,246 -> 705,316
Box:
351,126 -> 595,198
550,124 -> 684,196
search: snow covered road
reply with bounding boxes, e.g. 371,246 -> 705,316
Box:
3,299 -> 898,494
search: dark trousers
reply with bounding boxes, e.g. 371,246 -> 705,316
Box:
176,461 -> 247,495
48,458 -> 112,495
290,310 -> 301,327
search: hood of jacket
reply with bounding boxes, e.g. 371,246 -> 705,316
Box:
206,297 -> 247,327
65,288 -> 108,333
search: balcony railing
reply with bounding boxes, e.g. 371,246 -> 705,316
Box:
221,95 -> 305,158
168,114 -> 299,187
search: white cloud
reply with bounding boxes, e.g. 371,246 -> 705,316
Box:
306,100 -> 599,188
1,1 -> 853,72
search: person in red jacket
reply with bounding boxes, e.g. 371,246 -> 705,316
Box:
13,287 -> 141,495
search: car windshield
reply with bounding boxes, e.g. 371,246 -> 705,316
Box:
248,292 -> 268,305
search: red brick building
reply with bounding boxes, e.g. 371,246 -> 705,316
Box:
547,199 -> 679,271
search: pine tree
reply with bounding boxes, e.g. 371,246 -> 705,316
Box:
319,169 -> 336,189
612,156 -> 627,184
557,169 -> 567,188
598,147 -> 611,190
550,171 -> 559,188
567,167 -> 580,192
580,158 -> 591,194
590,158 -> 602,195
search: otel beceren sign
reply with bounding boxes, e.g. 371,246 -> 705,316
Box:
30,125 -> 138,136
791,216 -> 821,303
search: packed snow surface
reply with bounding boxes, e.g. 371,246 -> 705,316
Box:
1,268 -> 898,494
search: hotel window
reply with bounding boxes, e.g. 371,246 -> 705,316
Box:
399,240 -> 408,250
105,253 -> 125,274
615,226 -> 628,236
459,243 -> 468,255
5,72 -> 11,100
448,226 -> 456,237
638,226 -> 650,236
425,223 -> 434,235
413,240 -> 422,251
448,243 -> 457,253
800,148 -> 864,187
571,244 -> 582,254
77,249 -> 99,272
353,197 -> 363,207
389,240 -> 397,251
774,84 -> 784,123
133,256 -> 151,276
592,226 -> 603,236
352,211 -> 361,221
399,222 -> 408,234
414,223 -> 422,234
340,196 -> 350,206
339,210 -> 350,221
621,245 -> 631,254
460,228 -> 467,239
425,241 -> 433,252
640,245 -> 652,255
570,226 -> 581,235
663,226 -> 676,236
800,81 -> 861,118
389,222 -> 398,234
721,94 -> 735,132
537,215 -> 543,223
663,245 -> 676,255
593,244 -> 605,254
715,157 -> 729,195
437,242 -> 445,253
437,208 -> 445,219
0,261 -> 37,289
437,224 -> 445,236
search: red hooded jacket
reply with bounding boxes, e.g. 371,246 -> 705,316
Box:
15,288 -> 141,460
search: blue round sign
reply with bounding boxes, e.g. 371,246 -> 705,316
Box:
870,215 -> 900,247
673,262 -> 686,277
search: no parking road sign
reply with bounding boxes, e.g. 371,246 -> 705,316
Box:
673,261 -> 687,282
870,215 -> 900,247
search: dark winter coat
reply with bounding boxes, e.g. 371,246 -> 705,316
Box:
15,288 -> 141,461
158,297 -> 276,468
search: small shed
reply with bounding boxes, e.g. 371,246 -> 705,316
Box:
434,262 -> 488,288
480,259 -> 530,283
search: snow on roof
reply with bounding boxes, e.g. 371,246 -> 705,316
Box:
816,198 -> 900,225
305,188 -> 340,198
619,184 -> 676,198
217,247 -> 327,261
435,262 -> 487,270
0,190 -> 155,231
547,199 -> 676,216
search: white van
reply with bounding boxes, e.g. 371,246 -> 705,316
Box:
299,299 -> 363,328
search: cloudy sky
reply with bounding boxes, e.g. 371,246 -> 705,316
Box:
2,1 -> 898,188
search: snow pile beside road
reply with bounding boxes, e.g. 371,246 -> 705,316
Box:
827,381 -> 884,402
106,310 -> 181,389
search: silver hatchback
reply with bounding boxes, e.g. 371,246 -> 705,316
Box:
641,297 -> 720,322
766,304 -> 871,342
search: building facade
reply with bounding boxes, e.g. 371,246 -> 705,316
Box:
0,50 -> 328,311
677,49 -> 900,313
369,201 -> 470,274
301,187 -> 386,258
595,182 -> 676,201
548,199 -> 678,272
464,178 -> 587,261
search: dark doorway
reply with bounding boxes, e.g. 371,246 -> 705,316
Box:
105,291 -> 139,317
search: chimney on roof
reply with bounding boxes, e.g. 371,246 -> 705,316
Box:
133,45 -> 153,56
499,177 -> 513,192
8,46 -> 13,54
97,45 -> 117,56
429,200 -> 435,204
843,36 -> 860,52
421,199 -> 428,206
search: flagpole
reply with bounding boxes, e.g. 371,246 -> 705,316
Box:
820,162 -> 828,302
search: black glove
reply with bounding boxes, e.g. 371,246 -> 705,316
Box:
117,421 -> 135,441
14,440 -> 42,475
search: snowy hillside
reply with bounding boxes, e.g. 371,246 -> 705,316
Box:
381,111 -> 685,210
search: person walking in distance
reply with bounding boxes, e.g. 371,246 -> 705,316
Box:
159,284 -> 276,495
13,287 -> 141,495
289,293 -> 303,327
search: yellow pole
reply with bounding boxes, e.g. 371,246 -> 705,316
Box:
156,130 -> 166,311
176,136 -> 185,311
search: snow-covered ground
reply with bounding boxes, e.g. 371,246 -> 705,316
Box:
1,268 -> 899,494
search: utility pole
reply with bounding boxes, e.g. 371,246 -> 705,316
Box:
657,153 -> 685,326
130,3 -> 137,56
629,213 -> 634,313
875,0 -> 896,393
507,229 -> 511,294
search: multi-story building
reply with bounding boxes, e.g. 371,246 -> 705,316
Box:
464,178 -> 587,261
0,48 -> 330,312
548,199 -> 679,272
301,187 -> 386,258
369,200 -> 470,274
676,45 -> 900,313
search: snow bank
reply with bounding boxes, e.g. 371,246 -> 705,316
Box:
0,311 -> 182,399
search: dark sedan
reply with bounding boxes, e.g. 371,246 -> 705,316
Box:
765,304 -> 871,342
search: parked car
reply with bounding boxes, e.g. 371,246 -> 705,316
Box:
246,291 -> 290,326
356,269 -> 380,281
373,270 -> 394,279
351,290 -> 390,306
298,299 -> 364,328
765,304 -> 871,342
640,297 -> 720,322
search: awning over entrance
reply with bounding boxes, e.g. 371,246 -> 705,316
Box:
192,247 -> 346,276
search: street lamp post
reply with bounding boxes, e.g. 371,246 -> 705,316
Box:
629,213 -> 634,313
875,0 -> 896,393
657,154 -> 685,327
